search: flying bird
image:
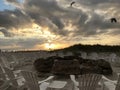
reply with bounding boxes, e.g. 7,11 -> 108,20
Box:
110,18 -> 117,23
70,1 -> 75,7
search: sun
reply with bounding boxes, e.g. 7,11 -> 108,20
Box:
45,43 -> 55,50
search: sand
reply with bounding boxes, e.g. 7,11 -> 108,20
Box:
1,58 -> 120,90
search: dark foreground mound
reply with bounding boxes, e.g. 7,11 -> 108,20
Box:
34,56 -> 113,75
78,58 -> 113,75
33,57 -> 54,73
51,60 -> 81,75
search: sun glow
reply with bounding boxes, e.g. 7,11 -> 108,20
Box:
11,23 -> 57,39
45,43 -> 56,50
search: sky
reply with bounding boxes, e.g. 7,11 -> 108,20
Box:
0,0 -> 120,51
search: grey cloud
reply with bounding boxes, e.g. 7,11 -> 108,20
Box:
0,27 -> 13,37
0,37 -> 46,50
72,11 -> 120,37
24,0 -> 65,29
77,12 -> 89,25
0,38 -> 16,46
22,0 -> 73,36
76,0 -> 120,6
49,16 -> 64,29
5,0 -> 21,6
0,0 -> 120,50
0,9 -> 32,29
5,0 -> 18,3
1,0 -> 120,37
15,38 -> 46,48
108,29 -> 120,35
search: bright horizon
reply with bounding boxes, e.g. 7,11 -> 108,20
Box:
0,0 -> 120,50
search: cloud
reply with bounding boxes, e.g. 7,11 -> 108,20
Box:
0,37 -> 46,50
15,38 -> 46,48
0,27 -> 13,37
5,0 -> 22,7
0,0 -> 120,50
0,9 -> 32,30
23,0 -> 66,29
2,0 -> 120,36
76,0 -> 120,7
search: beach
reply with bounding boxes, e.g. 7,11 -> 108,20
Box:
0,51 -> 120,90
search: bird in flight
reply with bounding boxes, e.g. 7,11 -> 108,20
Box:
110,18 -> 117,23
70,1 -> 75,7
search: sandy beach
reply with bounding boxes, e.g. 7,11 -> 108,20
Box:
11,61 -> 119,90
0,51 -> 120,90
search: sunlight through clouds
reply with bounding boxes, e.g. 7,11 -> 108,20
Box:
0,0 -> 120,50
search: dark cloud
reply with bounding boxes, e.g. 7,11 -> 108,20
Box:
49,16 -> 64,29
5,0 -> 18,3
22,0 -> 120,39
1,0 -> 120,36
0,37 -> 46,50
108,29 -> 120,35
0,27 -> 13,37
0,9 -> 31,29
23,0 -> 66,30
0,0 -> 120,50
72,11 -> 120,37
0,38 -> 16,46
76,0 -> 120,6
15,38 -> 46,48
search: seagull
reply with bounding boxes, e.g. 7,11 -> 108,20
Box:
110,18 -> 117,23
70,1 -> 75,7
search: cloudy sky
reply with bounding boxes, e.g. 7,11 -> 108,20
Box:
0,0 -> 120,50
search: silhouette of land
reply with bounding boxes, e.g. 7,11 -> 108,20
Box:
51,44 -> 120,53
